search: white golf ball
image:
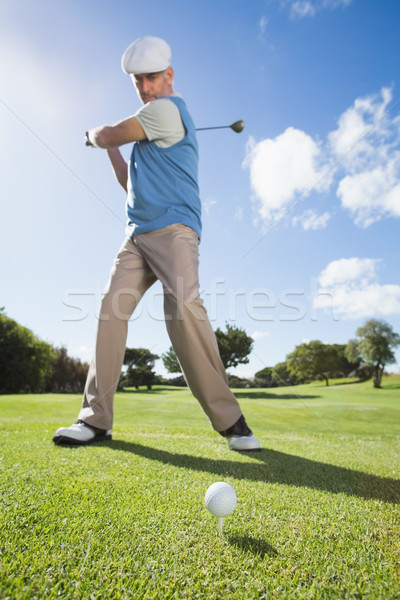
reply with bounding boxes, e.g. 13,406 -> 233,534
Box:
204,482 -> 237,518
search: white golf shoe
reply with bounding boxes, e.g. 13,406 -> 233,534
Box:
228,433 -> 261,452
220,415 -> 261,452
53,421 -> 112,445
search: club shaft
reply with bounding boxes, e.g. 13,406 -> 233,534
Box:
196,125 -> 231,131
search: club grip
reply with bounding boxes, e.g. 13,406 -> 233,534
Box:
85,132 -> 94,147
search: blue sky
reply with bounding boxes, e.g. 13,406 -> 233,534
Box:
1,0 -> 399,379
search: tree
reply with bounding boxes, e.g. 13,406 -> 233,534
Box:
255,362 -> 300,388
161,346 -> 181,374
346,319 -> 400,388
329,344 -> 360,377
272,361 -> 300,387
0,312 -> 54,393
345,339 -> 372,380
344,339 -> 359,368
121,348 -> 160,390
214,323 -> 254,370
286,341 -> 345,386
166,375 -> 187,387
162,324 -> 254,377
46,346 -> 89,393
254,366 -> 275,388
227,374 -> 255,388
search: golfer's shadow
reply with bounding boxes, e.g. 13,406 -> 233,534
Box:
105,440 -> 400,504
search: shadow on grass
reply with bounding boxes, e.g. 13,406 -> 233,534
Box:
118,386 -> 187,394
234,392 -> 320,400
106,441 -> 400,504
118,389 -> 321,400
228,534 -> 278,558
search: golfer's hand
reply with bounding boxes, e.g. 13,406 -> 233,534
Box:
85,131 -> 94,147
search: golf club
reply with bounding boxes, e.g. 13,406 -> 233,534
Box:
85,119 -> 245,146
196,120 -> 245,133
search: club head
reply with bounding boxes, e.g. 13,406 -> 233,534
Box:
230,120 -> 245,133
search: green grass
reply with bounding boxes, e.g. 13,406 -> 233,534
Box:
1,376 -> 399,599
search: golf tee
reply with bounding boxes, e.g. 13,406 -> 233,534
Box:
217,517 -> 224,534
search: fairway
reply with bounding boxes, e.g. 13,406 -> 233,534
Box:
1,378 -> 399,599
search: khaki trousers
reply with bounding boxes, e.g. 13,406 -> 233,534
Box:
78,224 -> 242,432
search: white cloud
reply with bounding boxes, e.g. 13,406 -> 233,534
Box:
244,127 -> 330,226
328,103 -> 372,163
315,257 -> 400,319
244,86 -> 400,230
318,257 -> 380,287
234,206 -> 244,221
328,87 -> 394,168
282,0 -> 353,19
290,1 -> 316,17
328,87 -> 400,226
292,209 -> 331,230
259,15 -> 268,36
252,331 -> 270,340
337,162 -> 400,227
318,284 -> 400,320
202,197 -> 217,215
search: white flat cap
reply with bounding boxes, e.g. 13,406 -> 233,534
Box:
121,36 -> 172,75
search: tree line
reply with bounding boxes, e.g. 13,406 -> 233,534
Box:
157,319 -> 399,390
0,310 -> 89,393
256,320 -> 399,389
0,310 -> 253,393
1,306 -> 398,393
159,319 -> 399,390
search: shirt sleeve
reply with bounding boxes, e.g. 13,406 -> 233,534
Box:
134,98 -> 185,148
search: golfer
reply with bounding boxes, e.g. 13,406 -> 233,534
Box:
53,36 -> 260,452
